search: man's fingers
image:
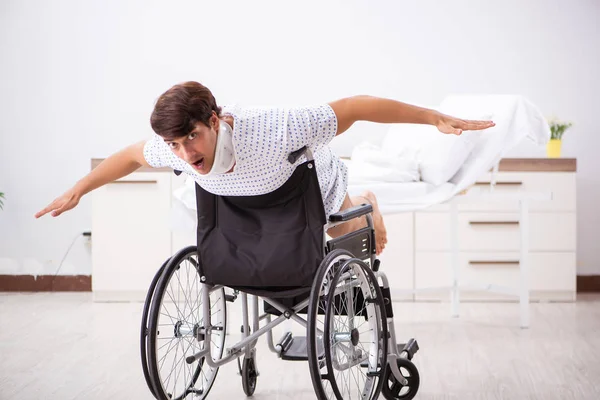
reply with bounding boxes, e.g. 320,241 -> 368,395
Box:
35,203 -> 57,218
442,118 -> 494,134
461,119 -> 495,131
51,202 -> 70,217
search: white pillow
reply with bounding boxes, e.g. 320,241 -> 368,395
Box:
381,121 -> 484,186
419,130 -> 482,186
439,95 -> 523,186
350,142 -> 420,183
380,123 -> 438,157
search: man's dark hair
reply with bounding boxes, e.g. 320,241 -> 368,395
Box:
150,81 -> 222,139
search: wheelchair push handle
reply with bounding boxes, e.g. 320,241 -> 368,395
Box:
287,146 -> 309,164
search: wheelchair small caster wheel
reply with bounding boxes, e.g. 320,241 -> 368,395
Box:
382,358 -> 420,400
241,356 -> 258,396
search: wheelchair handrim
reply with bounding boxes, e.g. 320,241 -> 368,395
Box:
141,256 -> 171,398
324,258 -> 386,399
307,249 -> 387,400
147,247 -> 226,400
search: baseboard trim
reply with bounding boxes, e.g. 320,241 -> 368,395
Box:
0,275 -> 91,292
577,275 -> 600,292
1,274 -> 598,293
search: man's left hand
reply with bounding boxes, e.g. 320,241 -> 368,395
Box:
435,113 -> 495,135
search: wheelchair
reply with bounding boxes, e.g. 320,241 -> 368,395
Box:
140,147 -> 421,399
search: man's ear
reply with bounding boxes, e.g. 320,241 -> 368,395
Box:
210,112 -> 219,130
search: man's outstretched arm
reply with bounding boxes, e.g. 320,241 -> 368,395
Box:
328,95 -> 494,136
35,141 -> 150,218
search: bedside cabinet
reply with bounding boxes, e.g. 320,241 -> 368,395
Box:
413,159 -> 577,301
91,169 -> 173,301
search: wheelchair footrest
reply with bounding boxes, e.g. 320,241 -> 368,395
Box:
280,336 -> 323,361
397,338 -> 419,361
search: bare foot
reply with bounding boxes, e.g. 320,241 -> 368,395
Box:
360,191 -> 388,256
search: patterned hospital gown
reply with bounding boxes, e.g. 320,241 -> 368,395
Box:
143,104 -> 349,218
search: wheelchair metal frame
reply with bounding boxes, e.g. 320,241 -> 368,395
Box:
182,214 -> 413,386
143,148 -> 420,399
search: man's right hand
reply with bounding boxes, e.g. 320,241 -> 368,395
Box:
35,188 -> 81,218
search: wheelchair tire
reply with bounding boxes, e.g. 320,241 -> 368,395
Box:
241,356 -> 258,396
141,257 -> 171,399
381,358 -> 420,400
307,249 -> 388,400
146,245 -> 227,400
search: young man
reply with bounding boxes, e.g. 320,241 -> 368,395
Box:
35,81 -> 494,255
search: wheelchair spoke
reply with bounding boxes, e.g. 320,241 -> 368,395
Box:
191,271 -> 202,325
158,338 -> 178,370
157,336 -> 177,349
173,272 -> 189,320
165,337 -> 180,390
172,270 -> 187,321
351,364 -> 364,397
148,248 -> 226,400
177,260 -> 198,321
160,328 -> 200,394
163,336 -> 195,396
312,257 -> 386,400
159,309 -> 176,322
172,339 -> 187,398
171,339 -> 191,388
162,289 -> 180,321
185,260 -> 196,316
178,339 -> 188,399
180,267 -> 193,325
348,368 -> 356,398
179,261 -> 200,326
180,336 -> 194,398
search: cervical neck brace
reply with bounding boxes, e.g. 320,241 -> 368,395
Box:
206,120 -> 235,176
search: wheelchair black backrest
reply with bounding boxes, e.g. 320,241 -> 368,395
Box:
193,156 -> 327,296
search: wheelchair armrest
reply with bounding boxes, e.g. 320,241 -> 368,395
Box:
328,203 -> 373,222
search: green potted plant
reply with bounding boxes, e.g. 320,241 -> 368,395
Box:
547,118 -> 573,158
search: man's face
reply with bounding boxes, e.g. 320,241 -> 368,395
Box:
163,114 -> 218,174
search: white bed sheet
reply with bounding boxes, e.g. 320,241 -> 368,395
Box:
346,94 -> 550,214
348,181 -> 433,202
348,180 -> 455,214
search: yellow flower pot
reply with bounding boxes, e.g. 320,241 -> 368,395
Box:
547,139 -> 562,158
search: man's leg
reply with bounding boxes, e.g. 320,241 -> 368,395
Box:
327,191 -> 388,255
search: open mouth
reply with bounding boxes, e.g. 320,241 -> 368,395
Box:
192,157 -> 205,171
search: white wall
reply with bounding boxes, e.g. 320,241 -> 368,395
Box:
1,0 -> 598,276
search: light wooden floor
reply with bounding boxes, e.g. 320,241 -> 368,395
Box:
1,293 -> 599,400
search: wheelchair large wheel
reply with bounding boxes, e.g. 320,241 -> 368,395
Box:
146,246 -> 227,400
307,249 -> 388,400
141,257 -> 170,398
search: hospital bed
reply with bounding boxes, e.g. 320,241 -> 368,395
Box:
346,95 -> 553,328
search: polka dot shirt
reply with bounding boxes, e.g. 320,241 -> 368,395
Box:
143,104 -> 349,219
